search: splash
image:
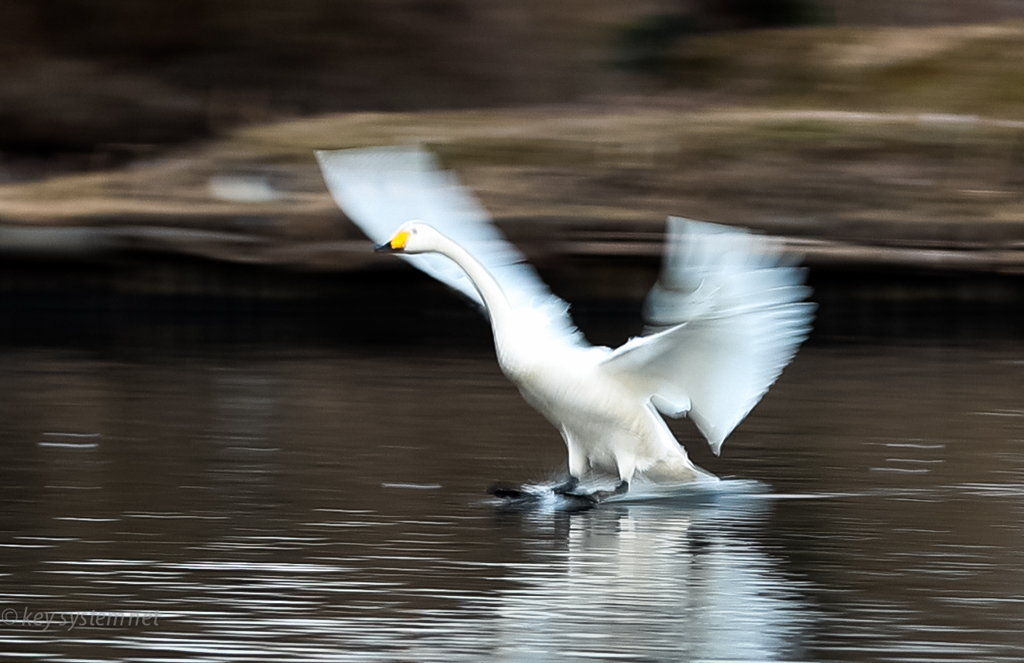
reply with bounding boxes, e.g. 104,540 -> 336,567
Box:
488,474 -> 767,511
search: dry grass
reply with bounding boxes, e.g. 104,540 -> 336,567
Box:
3,104 -> 1024,246
668,22 -> 1024,118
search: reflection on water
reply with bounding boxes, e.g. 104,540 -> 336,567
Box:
487,494 -> 817,662
0,343 -> 1022,661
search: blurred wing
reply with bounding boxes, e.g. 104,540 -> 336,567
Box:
602,217 -> 814,454
316,145 -> 583,343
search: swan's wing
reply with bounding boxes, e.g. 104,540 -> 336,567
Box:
316,145 -> 583,343
601,217 -> 814,454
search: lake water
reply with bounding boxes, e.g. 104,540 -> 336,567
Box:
0,341 -> 1022,661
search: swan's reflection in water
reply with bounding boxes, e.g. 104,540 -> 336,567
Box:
488,492 -> 815,662
127,495 -> 818,662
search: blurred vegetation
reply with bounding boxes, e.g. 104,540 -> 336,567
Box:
664,23 -> 1024,118
2,1 -> 1024,270
2,1 -> 1024,165
0,0 -> 648,161
3,1 -> 1024,161
614,0 -> 823,74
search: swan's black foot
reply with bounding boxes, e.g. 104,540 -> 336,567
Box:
487,477 -> 626,510
488,482 -> 527,500
583,480 -> 630,504
554,477 -> 629,504
552,476 -> 580,496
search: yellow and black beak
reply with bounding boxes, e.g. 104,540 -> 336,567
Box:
374,230 -> 409,253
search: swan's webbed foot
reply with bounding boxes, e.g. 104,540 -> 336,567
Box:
488,477 -> 627,509
583,480 -> 630,504
552,476 -> 580,496
488,482 -> 527,499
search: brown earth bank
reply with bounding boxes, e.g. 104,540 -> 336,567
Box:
0,101 -> 1021,347
0,104 -> 1022,275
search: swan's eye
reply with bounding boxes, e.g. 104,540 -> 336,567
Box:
390,230 -> 411,250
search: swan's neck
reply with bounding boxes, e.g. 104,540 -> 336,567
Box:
431,234 -> 514,340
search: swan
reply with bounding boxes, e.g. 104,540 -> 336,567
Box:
316,146 -> 814,502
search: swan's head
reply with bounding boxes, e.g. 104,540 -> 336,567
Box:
374,221 -> 439,255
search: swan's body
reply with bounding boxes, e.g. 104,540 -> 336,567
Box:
316,146 -> 814,498
424,226 -> 711,487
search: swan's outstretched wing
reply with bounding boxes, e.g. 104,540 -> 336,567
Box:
316,146 -> 582,343
602,217 -> 814,454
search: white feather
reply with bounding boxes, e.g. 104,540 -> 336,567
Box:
316,146 -> 583,343
316,146 -> 814,495
602,217 -> 815,455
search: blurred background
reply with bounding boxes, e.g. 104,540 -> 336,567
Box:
0,0 -> 1022,344
2,4 -> 1024,662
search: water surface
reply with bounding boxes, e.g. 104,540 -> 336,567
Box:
0,343 -> 1022,661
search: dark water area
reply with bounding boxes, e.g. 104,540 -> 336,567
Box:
0,335 -> 1022,661
1,254 -> 1024,349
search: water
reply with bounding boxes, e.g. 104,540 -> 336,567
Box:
0,342 -> 1022,661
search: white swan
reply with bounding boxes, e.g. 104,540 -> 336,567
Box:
316,146 -> 814,501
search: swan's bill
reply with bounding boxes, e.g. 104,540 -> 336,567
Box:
374,229 -> 410,253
